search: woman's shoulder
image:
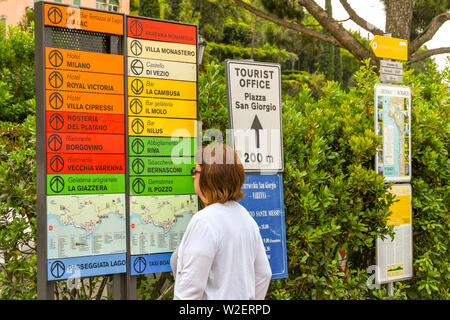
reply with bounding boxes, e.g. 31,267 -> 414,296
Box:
196,201 -> 246,216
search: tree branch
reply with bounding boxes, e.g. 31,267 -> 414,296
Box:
232,0 -> 342,47
338,0 -> 384,35
296,0 -> 375,63
410,12 -> 450,54
409,47 -> 450,63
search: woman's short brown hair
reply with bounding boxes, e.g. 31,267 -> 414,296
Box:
195,144 -> 245,204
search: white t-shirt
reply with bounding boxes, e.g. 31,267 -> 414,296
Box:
172,201 -> 272,300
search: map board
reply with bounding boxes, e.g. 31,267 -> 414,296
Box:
35,2 -> 199,288
225,60 -> 283,173
376,184 -> 413,284
374,84 -> 411,182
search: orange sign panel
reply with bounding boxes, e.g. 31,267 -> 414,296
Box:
45,69 -> 124,95
45,91 -> 124,114
46,111 -> 125,134
47,153 -> 125,174
45,47 -> 124,75
44,4 -> 123,35
46,132 -> 124,154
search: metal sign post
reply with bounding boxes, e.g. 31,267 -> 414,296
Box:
370,36 -> 413,297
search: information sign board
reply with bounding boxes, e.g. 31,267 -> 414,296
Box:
374,84 -> 411,182
126,16 -> 198,275
225,60 -> 283,173
239,174 -> 288,279
376,184 -> 413,284
36,2 -> 127,284
36,2 -> 201,295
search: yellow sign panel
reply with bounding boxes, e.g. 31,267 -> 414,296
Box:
128,116 -> 197,138
128,77 -> 197,100
370,35 -> 408,61
128,97 -> 197,119
387,185 -> 412,226
127,38 -> 197,64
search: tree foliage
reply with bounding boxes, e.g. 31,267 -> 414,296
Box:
0,24 -> 35,122
234,0 -> 450,65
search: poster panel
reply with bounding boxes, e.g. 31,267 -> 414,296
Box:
376,184 -> 413,284
374,84 -> 411,182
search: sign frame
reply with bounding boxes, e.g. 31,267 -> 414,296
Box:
374,83 -> 411,183
125,14 -> 200,277
36,1 -> 128,299
376,184 -> 413,284
225,59 -> 284,173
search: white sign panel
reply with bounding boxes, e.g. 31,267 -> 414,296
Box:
225,60 -> 283,173
376,184 -> 413,284
380,60 -> 402,69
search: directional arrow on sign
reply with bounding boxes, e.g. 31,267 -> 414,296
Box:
48,50 -> 63,68
131,138 -> 144,154
49,113 -> 64,130
49,155 -> 64,172
47,7 -> 63,25
250,115 -> 263,149
130,59 -> 144,75
49,92 -> 63,110
49,176 -> 65,193
130,40 -> 142,56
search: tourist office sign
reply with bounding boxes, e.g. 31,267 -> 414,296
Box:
35,1 -> 199,295
225,60 -> 284,173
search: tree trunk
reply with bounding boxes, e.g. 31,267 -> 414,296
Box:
385,0 -> 413,41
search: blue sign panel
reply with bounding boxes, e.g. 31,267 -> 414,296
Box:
130,252 -> 173,276
47,253 -> 126,281
239,173 -> 287,279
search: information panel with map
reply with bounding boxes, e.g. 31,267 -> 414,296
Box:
374,84 -> 411,182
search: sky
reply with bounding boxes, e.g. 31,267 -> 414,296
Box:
316,0 -> 450,71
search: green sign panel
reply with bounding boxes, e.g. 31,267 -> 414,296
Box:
129,136 -> 196,157
129,176 -> 195,195
129,156 -> 194,176
47,174 -> 126,195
